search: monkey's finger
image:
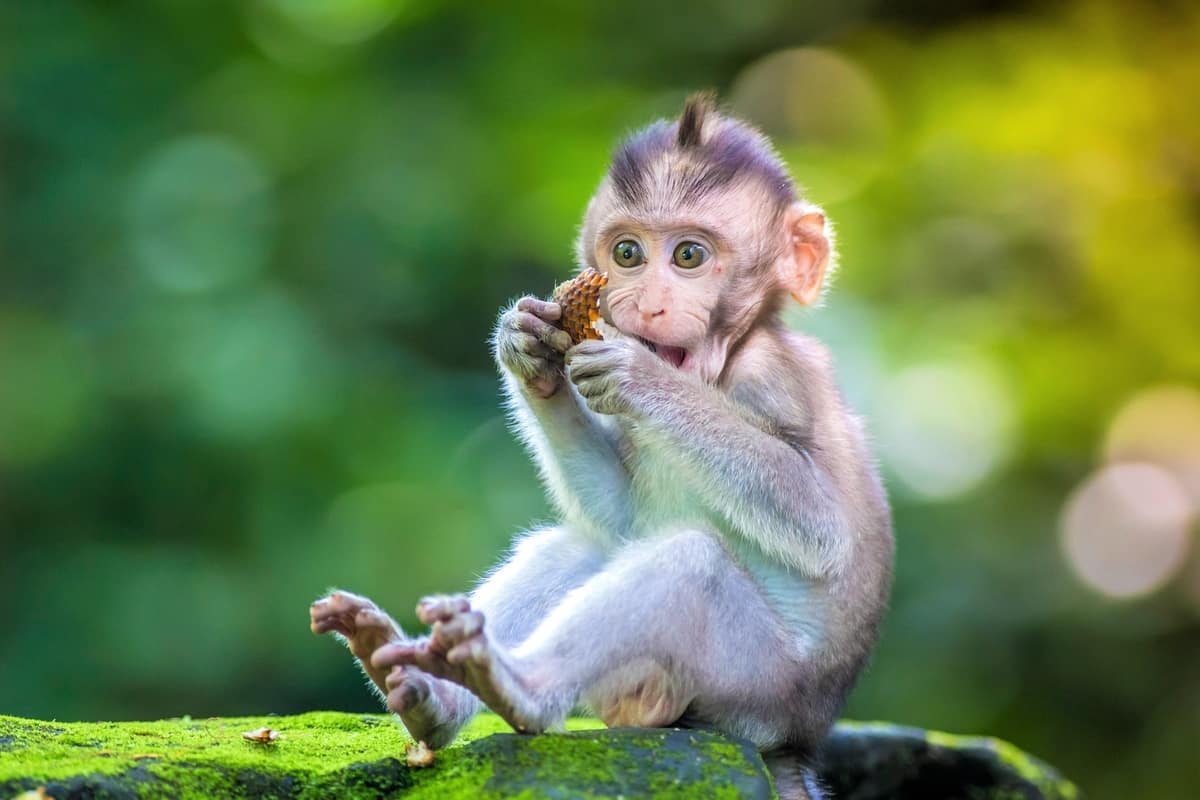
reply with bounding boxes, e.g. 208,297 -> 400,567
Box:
416,594 -> 471,626
566,357 -> 617,382
514,312 -> 572,352
570,376 -> 597,396
565,339 -> 608,358
564,343 -> 616,375
516,296 -> 562,322
579,391 -> 608,414
514,335 -> 557,361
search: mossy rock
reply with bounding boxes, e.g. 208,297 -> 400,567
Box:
816,722 -> 1080,800
0,712 -> 1078,799
0,712 -> 768,799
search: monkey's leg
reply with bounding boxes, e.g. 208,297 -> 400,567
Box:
315,526 -> 603,745
373,530 -> 801,745
470,524 -> 606,645
368,525 -> 606,734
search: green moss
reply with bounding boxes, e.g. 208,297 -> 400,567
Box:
922,729 -> 1080,798
3,713 -> 1081,800
0,712 -> 771,800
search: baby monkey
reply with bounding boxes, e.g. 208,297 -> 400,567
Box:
311,93 -> 892,796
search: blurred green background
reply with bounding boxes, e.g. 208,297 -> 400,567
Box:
2,1 -> 1198,797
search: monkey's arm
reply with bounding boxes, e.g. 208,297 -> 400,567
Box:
501,373 -> 633,537
644,383 -> 849,575
493,297 -> 634,539
568,339 -> 850,575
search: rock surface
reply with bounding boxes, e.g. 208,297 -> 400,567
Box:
817,722 -> 1079,799
0,712 -> 1077,799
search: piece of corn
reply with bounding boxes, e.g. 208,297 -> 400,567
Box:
553,268 -> 608,344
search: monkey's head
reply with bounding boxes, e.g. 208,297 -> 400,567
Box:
577,92 -> 832,381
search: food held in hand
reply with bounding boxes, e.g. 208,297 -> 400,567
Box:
552,267 -> 608,344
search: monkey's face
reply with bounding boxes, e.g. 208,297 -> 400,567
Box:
589,179 -> 781,375
596,221 -> 730,372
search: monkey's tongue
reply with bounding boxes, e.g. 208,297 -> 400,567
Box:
638,335 -> 688,369
652,344 -> 687,368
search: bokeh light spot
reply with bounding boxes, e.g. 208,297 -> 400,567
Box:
876,361 -> 1015,500
263,0 -> 407,46
127,135 -> 274,293
730,47 -> 889,201
1104,385 -> 1200,505
1061,463 -> 1194,599
731,47 -> 888,149
155,289 -> 334,438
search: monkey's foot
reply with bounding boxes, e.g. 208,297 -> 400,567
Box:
381,665 -> 471,749
372,595 -> 548,734
311,591 -> 467,746
310,590 -> 403,689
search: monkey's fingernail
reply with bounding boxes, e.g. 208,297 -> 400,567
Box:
553,332 -> 572,351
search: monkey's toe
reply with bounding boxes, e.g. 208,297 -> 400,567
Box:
446,636 -> 490,666
416,594 -> 471,625
354,607 -> 393,632
431,610 -> 484,650
385,667 -> 432,714
310,597 -> 355,637
310,614 -> 352,637
317,590 -> 376,616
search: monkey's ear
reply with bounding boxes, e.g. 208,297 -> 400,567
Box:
778,204 -> 831,306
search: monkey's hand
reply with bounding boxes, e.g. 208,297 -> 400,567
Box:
493,297 -> 574,399
565,336 -> 666,417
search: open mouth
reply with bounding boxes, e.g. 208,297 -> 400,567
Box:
636,336 -> 688,369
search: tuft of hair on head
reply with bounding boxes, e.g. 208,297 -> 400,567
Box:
599,90 -> 799,225
676,90 -> 718,148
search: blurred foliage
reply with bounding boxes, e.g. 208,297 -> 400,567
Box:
1,1 -> 1198,798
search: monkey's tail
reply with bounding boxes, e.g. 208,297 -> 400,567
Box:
762,747 -> 828,800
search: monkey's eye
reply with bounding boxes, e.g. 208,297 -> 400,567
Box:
672,241 -> 709,269
612,240 -> 645,268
